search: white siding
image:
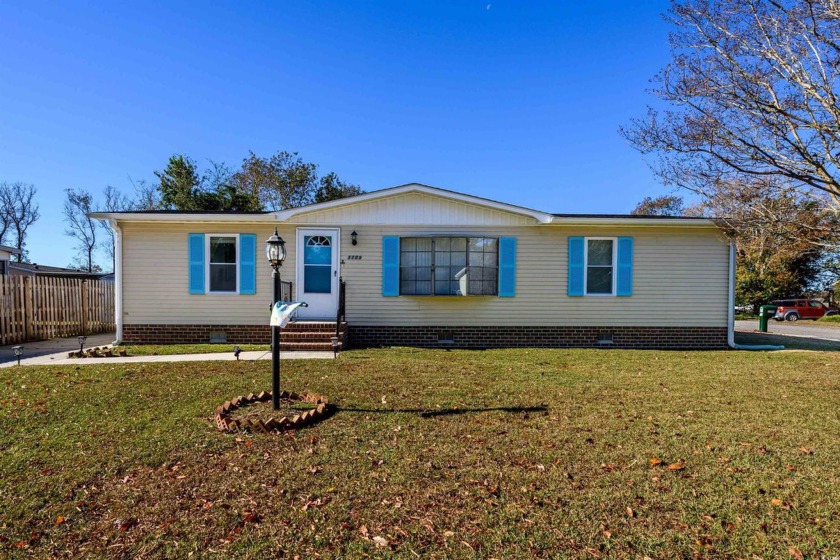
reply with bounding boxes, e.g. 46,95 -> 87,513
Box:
121,221 -> 730,328
289,192 -> 537,226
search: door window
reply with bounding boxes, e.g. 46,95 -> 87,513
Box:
303,235 -> 332,293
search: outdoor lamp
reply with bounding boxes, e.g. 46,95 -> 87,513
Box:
77,335 -> 87,353
265,228 -> 287,271
12,346 -> 23,366
351,230 -> 358,246
330,336 -> 340,358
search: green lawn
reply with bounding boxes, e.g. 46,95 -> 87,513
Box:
120,343 -> 269,356
817,314 -> 840,325
1,348 -> 838,558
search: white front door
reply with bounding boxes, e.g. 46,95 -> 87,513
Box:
295,228 -> 340,320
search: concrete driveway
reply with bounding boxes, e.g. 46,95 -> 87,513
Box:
735,320 -> 840,343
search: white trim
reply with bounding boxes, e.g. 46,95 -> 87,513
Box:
727,241 -> 735,348
583,237 -> 617,297
109,219 -> 123,344
549,217 -> 718,227
205,234 -> 240,294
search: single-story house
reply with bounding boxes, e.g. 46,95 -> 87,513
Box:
92,183 -> 736,350
6,262 -> 109,280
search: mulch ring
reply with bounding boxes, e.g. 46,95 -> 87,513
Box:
214,390 -> 334,434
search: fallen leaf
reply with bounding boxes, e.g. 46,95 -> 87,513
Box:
771,498 -> 783,506
243,512 -> 260,523
788,546 -> 803,559
55,516 -> 65,525
667,462 -> 685,471
443,530 -> 455,538
372,536 -> 388,547
798,446 -> 814,455
244,441 -> 253,448
626,507 -> 635,518
649,457 -> 663,466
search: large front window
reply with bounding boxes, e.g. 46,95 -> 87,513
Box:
399,237 -> 498,296
585,238 -> 615,295
208,235 -> 237,292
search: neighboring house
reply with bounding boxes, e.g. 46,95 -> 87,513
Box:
6,262 -> 107,280
92,183 -> 736,350
0,245 -> 21,275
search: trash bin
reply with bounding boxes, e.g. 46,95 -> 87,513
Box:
758,305 -> 777,332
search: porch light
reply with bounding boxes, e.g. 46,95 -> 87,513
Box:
351,230 -> 358,246
12,345 -> 23,366
265,228 -> 287,271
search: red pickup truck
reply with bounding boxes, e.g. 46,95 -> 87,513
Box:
773,299 -> 840,321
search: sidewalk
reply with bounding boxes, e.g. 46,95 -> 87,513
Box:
1,349 -> 334,368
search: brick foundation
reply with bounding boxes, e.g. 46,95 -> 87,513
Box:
348,325 -> 729,350
123,323 -> 728,350
123,324 -> 270,344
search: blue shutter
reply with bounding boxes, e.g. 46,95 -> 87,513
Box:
382,236 -> 400,296
498,237 -> 517,297
239,233 -> 257,295
616,236 -> 634,297
188,233 -> 205,294
568,236 -> 585,297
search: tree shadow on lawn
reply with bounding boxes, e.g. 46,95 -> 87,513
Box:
337,405 -> 548,418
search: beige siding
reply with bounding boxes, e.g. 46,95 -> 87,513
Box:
122,223 -> 296,325
339,225 -> 730,327
290,192 -> 537,226
121,221 -> 730,328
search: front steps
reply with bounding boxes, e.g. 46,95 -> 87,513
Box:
279,321 -> 347,351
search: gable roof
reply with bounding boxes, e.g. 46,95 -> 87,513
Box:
90,183 -> 719,228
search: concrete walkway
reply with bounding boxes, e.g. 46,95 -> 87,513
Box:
0,332 -> 334,368
1,349 -> 334,368
0,332 -> 116,365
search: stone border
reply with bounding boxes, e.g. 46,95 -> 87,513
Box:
68,346 -> 128,358
214,390 -> 334,434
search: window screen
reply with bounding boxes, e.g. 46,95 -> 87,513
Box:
399,237 -> 498,296
209,236 -> 237,292
586,239 -> 614,295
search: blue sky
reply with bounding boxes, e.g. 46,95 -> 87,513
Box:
0,1 -> 673,270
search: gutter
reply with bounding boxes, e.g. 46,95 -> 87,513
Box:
727,240 -> 783,351
109,219 -> 124,344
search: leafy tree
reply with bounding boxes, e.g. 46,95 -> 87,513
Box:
0,182 -> 40,262
154,155 -> 261,212
314,172 -> 363,204
63,188 -> 98,272
695,182 -> 837,310
155,155 -> 204,211
631,195 -> 684,216
621,0 -> 840,243
231,151 -> 319,211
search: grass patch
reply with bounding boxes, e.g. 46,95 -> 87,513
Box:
120,343 -> 269,356
817,314 -> 840,325
1,349 -> 838,558
734,313 -> 758,320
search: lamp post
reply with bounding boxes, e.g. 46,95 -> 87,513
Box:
77,335 -> 87,354
12,346 -> 23,366
265,228 -> 287,410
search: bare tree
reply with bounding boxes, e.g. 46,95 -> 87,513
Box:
63,188 -> 98,272
131,177 -> 161,210
98,186 -> 134,271
0,182 -> 40,261
621,0 -> 840,236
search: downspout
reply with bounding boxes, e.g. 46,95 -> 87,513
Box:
109,219 -> 123,344
727,240 -> 783,350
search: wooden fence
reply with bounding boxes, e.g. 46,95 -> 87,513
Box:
0,275 -> 115,345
